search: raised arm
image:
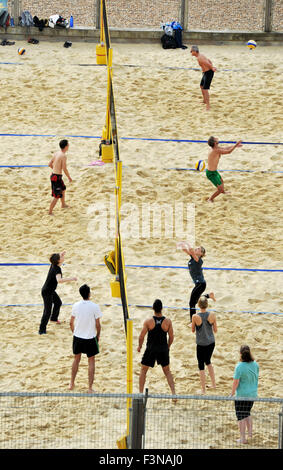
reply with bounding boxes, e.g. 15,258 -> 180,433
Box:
177,241 -> 199,262
219,140 -> 242,155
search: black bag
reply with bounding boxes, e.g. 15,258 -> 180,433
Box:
161,33 -> 177,49
0,8 -> 9,27
33,16 -> 46,32
174,29 -> 188,49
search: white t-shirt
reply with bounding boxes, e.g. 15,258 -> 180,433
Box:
71,300 -> 102,339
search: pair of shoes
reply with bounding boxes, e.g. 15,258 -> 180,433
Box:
38,331 -> 46,335
28,38 -> 39,44
1,39 -> 15,46
63,41 -> 72,48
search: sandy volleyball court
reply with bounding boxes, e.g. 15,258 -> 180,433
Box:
0,40 -> 282,446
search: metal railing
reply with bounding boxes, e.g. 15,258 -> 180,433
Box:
1,392 -> 282,449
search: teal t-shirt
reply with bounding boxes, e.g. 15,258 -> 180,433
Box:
233,361 -> 259,397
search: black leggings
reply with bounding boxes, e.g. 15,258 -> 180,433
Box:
189,281 -> 209,320
39,290 -> 62,333
196,342 -> 215,370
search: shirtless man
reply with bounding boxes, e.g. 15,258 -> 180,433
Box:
206,136 -> 242,202
190,45 -> 216,110
48,139 -> 72,215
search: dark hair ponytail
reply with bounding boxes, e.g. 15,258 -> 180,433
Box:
240,345 -> 254,362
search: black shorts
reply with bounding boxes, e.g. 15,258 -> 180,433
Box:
196,342 -> 215,370
141,347 -> 169,368
234,400 -> 254,421
73,336 -> 99,358
200,70 -> 214,89
51,173 -> 66,199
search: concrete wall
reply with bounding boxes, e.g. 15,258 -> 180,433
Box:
188,0 -> 265,32
8,0 -> 97,27
272,0 -> 283,31
5,0 -> 283,32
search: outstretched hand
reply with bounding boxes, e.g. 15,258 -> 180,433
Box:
176,241 -> 189,250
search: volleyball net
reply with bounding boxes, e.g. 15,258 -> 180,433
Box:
97,1 -> 132,447
98,0 -> 130,335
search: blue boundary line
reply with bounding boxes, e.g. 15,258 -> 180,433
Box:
0,262 -> 282,272
0,301 -> 281,316
0,132 -> 282,146
165,167 -> 283,174
0,164 -> 282,174
0,165 -> 48,168
123,264 -> 283,273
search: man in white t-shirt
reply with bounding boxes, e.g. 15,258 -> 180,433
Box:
69,284 -> 102,393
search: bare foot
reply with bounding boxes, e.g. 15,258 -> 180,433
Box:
69,383 -> 74,391
209,292 -> 216,302
88,389 -> 97,394
61,204 -> 69,209
188,322 -> 192,328
237,438 -> 248,444
207,198 -> 213,203
172,397 -> 177,404
48,212 -> 54,216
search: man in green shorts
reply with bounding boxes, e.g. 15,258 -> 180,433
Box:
206,136 -> 243,202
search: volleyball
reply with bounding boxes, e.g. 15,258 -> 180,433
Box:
17,47 -> 26,56
195,160 -> 206,172
247,40 -> 257,50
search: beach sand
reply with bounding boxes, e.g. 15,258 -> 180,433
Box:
0,40 -> 282,448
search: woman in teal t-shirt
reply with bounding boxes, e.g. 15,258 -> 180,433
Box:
231,345 -> 259,444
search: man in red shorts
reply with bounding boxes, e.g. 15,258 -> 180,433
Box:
48,139 -> 72,215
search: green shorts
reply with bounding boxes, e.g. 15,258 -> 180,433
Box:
206,170 -> 222,187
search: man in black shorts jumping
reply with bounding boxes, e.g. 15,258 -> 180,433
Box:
137,299 -> 176,400
190,45 -> 216,110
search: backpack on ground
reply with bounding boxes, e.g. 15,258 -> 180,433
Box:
161,33 -> 177,49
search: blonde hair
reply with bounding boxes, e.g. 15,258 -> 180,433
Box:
198,296 -> 208,310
